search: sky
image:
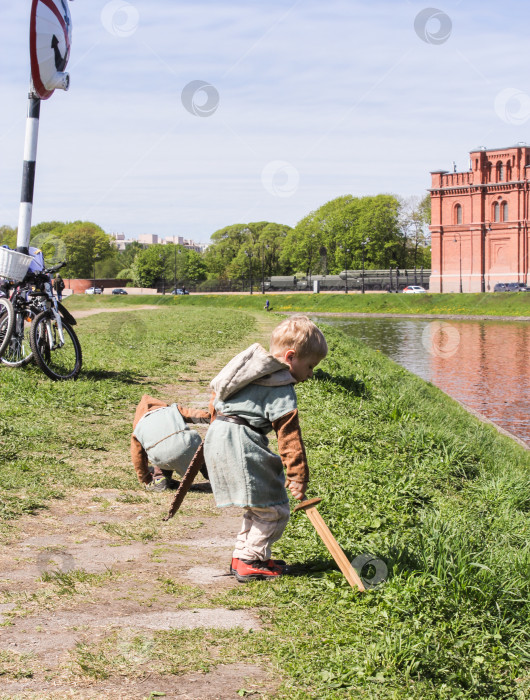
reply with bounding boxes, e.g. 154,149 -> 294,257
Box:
1,0 -> 530,245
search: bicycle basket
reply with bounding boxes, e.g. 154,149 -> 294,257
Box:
0,247 -> 33,282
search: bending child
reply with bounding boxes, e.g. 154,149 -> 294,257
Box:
204,314 -> 328,582
131,395 -> 210,491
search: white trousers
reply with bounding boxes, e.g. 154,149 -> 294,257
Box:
233,504 -> 291,562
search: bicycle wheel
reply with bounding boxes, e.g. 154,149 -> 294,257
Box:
29,311 -> 82,381
0,297 -> 15,358
0,307 -> 36,367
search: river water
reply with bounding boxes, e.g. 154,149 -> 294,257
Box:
316,317 -> 530,447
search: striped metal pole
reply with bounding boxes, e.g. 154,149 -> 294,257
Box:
16,91 -> 41,255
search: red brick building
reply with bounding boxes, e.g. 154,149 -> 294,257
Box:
429,144 -> 530,292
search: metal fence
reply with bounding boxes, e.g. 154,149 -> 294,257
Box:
156,269 -> 431,294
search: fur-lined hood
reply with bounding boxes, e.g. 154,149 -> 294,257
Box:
210,343 -> 295,401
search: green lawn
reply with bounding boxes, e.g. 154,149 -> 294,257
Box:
64,290 -> 530,317
0,306 -> 255,532
2,306 -> 530,697
219,326 -> 530,698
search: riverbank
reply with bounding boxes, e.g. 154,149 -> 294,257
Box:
64,291 -> 530,319
1,307 -> 530,697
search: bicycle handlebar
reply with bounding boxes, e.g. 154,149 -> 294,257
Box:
44,261 -> 66,275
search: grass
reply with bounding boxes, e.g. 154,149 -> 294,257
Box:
211,326 -> 530,698
39,568 -> 118,596
71,627 -> 261,681
0,305 -> 256,537
2,303 -> 530,697
63,290 -> 530,317
0,650 -> 35,680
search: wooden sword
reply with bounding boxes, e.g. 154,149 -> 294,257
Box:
294,497 -> 366,592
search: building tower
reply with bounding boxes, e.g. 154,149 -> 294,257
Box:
430,144 -> 530,292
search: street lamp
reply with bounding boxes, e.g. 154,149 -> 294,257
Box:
339,246 -> 350,293
93,253 -> 100,292
453,234 -> 463,293
158,253 -> 166,294
308,234 -> 315,288
482,223 -> 491,293
246,250 -> 253,295
173,245 -> 177,291
361,238 -> 370,294
261,245 -> 269,294
174,247 -> 183,293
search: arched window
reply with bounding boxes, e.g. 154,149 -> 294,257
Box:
497,162 -> 504,182
501,202 -> 508,221
493,202 -> 500,222
454,204 -> 462,225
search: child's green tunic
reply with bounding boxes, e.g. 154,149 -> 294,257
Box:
204,383 -> 297,508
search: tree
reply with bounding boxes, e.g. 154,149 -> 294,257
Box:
204,221 -> 292,281
132,244 -> 171,288
184,249 -> 207,285
0,226 -> 17,249
58,222 -> 116,278
115,241 -> 145,279
131,244 -> 207,289
398,194 -> 431,269
27,221 -> 115,276
29,221 -> 68,263
204,224 -> 257,279
282,194 -> 403,275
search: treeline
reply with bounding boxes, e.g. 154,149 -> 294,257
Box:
205,194 -> 431,282
0,193 -> 430,288
0,221 -> 206,288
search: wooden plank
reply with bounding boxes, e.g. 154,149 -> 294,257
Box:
304,506 -> 366,592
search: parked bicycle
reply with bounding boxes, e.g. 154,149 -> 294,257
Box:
0,276 -> 37,368
0,247 -> 82,381
0,282 -> 15,359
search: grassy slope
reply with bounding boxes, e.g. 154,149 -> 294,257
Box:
0,306 -> 256,533
219,326 -> 530,699
2,306 -> 530,697
64,291 -> 530,317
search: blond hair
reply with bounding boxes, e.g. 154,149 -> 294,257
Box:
270,314 -> 328,359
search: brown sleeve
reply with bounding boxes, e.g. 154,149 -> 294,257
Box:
131,395 -> 168,484
272,409 -> 309,484
208,391 -> 217,420
177,404 -> 211,424
132,394 -> 168,430
131,434 -> 151,484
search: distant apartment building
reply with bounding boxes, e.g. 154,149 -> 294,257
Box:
111,232 -> 207,253
138,233 -> 158,246
430,143 -> 530,292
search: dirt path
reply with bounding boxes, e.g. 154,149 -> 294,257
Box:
71,305 -> 160,320
0,312 -> 280,700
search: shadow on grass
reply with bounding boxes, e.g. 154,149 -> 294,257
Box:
287,551 -> 389,586
314,369 -> 368,397
81,369 -> 147,384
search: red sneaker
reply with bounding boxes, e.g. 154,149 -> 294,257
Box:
267,559 -> 286,568
232,559 -> 284,582
230,558 -> 286,575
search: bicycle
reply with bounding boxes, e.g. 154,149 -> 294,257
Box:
0,257 -> 82,380
0,284 -> 15,358
0,279 -> 37,368
27,262 -> 82,381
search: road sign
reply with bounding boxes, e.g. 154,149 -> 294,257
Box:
30,0 -> 72,99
